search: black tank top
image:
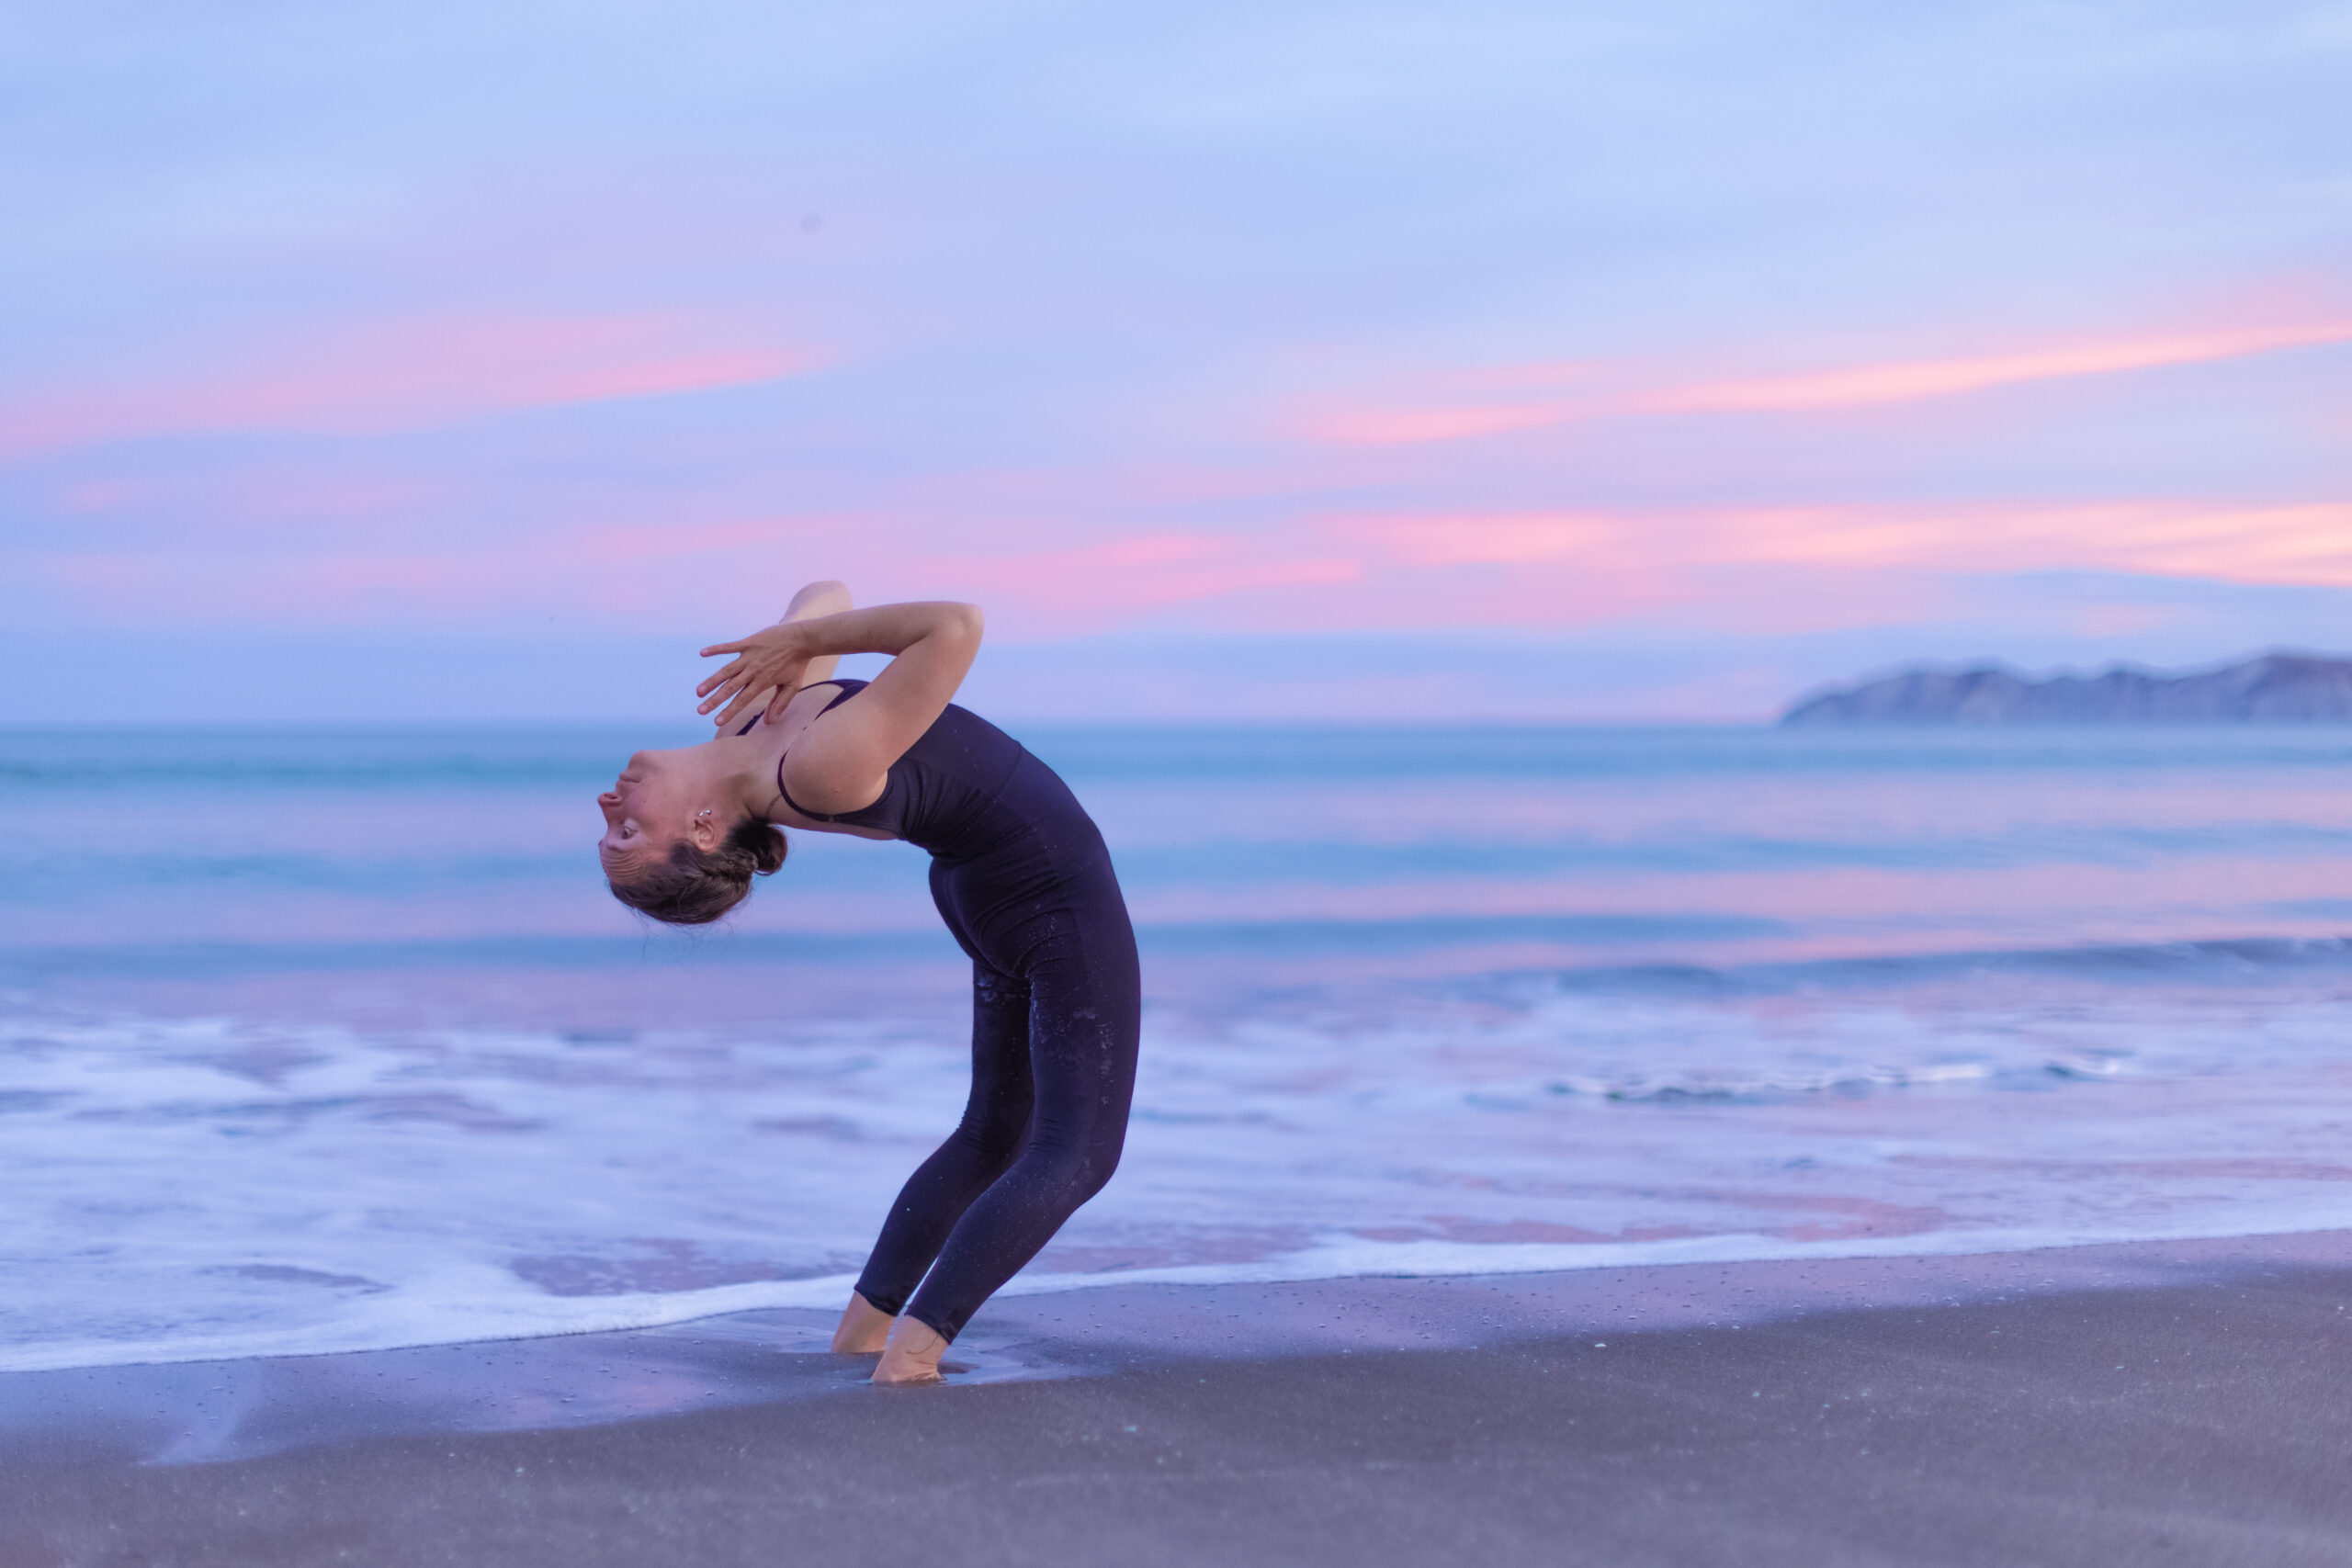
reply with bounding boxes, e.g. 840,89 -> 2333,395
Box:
771,679 -> 1071,863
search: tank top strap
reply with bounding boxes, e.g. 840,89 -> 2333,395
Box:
774,680 -> 871,822
740,678 -> 864,735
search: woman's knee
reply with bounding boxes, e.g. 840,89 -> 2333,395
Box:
1073,1144 -> 1121,1203
953,1107 -> 1027,1169
1036,1128 -> 1123,1207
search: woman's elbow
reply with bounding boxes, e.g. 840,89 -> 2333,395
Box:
943,603 -> 985,643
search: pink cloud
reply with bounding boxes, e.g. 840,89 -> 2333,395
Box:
36,515 -> 1361,635
1586,501 -> 2346,583
1264,499 -> 2352,636
1311,400 -> 1573,446
55,469 -> 446,523
1343,513 -> 1621,567
1304,316 -> 2352,446
27,485 -> 2349,641
1652,321 -> 2352,413
1703,502 -> 2352,585
0,312 -> 814,457
550,521 -> 1365,632
939,532 -> 1363,624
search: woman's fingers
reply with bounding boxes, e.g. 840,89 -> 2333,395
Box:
696,672 -> 749,716
695,660 -> 746,699
713,689 -> 760,730
697,626 -> 808,717
695,635 -> 770,696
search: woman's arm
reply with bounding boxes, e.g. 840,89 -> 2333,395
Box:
697,601 -> 984,815
715,581 -> 854,731
782,581 -> 853,687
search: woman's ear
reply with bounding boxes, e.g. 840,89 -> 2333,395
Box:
688,807 -> 724,852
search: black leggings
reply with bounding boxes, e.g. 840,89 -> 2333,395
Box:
852,853 -> 1141,1341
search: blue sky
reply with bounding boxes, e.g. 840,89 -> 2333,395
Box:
4,1 -> 2348,721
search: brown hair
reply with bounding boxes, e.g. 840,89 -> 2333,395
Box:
605,816 -> 787,925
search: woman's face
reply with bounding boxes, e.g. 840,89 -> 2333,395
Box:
597,747 -> 698,871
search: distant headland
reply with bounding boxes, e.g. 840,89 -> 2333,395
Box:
1781,651 -> 2352,726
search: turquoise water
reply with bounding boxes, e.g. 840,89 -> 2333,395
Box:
5,723 -> 2351,1368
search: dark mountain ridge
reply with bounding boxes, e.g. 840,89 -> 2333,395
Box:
1781,651 -> 2352,726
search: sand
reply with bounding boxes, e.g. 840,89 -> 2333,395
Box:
5,1235 -> 2350,1567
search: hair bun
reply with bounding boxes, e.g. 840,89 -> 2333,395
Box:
747,824 -> 787,875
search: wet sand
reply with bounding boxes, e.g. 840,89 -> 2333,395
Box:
6,1235 -> 2351,1566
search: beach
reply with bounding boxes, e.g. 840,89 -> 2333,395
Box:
14,1 -> 2352,1557
8,1233 -> 2350,1566
6,725 -> 2352,1562
12,725 -> 2352,1378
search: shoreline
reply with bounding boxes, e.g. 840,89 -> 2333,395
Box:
6,1231 -> 2350,1565
11,1219 -> 2352,1382
7,1229 -> 2346,1466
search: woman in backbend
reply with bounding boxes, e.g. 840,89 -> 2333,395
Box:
595,582 -> 1139,1385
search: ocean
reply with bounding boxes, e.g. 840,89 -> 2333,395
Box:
5,721 -> 2351,1373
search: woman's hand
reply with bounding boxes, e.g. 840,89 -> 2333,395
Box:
710,602 -> 982,818
698,621 -> 819,730
700,581 -> 854,732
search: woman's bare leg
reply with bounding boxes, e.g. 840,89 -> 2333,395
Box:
873,1314 -> 949,1384
830,1290 -> 894,1353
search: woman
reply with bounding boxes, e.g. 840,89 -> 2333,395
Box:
596,583 -> 1140,1385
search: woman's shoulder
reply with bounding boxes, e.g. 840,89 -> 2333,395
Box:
737,678 -> 866,738
797,678 -> 869,727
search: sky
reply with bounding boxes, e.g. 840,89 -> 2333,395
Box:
4,0 -> 2348,722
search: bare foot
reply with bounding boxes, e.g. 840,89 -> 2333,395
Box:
872,1315 -> 949,1385
830,1291 -> 894,1354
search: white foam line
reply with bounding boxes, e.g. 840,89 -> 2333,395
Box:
8,1216 -> 2350,1375
0,1276 -> 860,1375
